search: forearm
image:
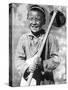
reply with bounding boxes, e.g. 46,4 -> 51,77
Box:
43,33 -> 60,72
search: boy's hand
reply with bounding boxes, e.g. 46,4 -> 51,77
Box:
26,55 -> 41,73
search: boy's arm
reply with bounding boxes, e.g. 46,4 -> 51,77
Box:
43,34 -> 60,72
15,36 -> 29,77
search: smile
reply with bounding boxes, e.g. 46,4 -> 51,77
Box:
31,25 -> 39,28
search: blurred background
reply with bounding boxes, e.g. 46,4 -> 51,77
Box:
9,3 -> 66,86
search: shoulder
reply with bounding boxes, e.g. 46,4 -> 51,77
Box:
48,33 -> 56,41
19,32 -> 31,42
17,33 -> 30,46
47,33 -> 58,46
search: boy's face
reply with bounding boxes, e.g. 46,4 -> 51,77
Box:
28,10 -> 44,32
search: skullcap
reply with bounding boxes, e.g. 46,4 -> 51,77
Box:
29,5 -> 45,14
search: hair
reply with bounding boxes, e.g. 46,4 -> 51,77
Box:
27,5 -> 46,25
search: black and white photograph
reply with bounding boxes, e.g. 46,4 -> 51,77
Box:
9,3 -> 66,87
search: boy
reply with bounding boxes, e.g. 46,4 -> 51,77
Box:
15,5 -> 60,86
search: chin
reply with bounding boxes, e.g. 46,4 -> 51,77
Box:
30,27 -> 40,32
31,30 -> 39,32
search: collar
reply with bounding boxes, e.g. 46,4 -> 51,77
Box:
28,29 -> 45,39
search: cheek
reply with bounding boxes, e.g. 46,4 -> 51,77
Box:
37,21 -> 41,24
29,20 -> 41,25
28,21 -> 32,25
38,19 -> 43,25
35,21 -> 42,25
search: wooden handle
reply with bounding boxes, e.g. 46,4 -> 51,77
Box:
27,10 -> 57,86
27,73 -> 33,86
38,10 -> 57,56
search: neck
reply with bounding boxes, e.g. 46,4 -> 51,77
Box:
31,29 -> 45,37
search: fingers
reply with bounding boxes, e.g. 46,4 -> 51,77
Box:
28,57 -> 41,73
29,63 -> 36,73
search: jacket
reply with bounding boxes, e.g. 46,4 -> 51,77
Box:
15,30 -> 60,85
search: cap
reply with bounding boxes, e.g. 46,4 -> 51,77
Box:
29,5 -> 45,14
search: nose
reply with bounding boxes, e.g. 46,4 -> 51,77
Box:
32,19 -> 36,24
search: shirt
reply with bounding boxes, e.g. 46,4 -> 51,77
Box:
15,30 -> 60,85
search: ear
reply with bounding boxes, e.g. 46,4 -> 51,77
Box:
42,17 -> 46,25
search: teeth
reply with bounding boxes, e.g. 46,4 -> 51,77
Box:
32,26 -> 38,28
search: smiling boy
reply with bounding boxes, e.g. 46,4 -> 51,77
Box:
15,5 -> 60,86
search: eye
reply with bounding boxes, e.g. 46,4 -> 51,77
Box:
28,17 -> 33,20
28,16 -> 41,22
35,18 -> 40,21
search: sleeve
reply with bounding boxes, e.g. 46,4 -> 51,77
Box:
15,36 -> 29,77
43,34 -> 60,72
